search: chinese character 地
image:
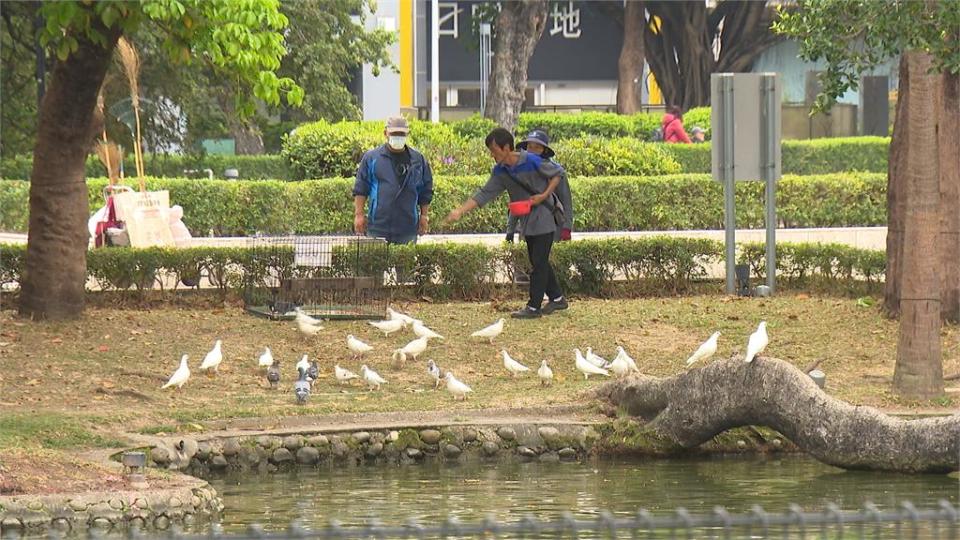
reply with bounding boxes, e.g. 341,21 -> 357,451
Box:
550,1 -> 581,39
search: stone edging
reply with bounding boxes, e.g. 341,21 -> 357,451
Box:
151,424 -> 599,474
0,475 -> 222,536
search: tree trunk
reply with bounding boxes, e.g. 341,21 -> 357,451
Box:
893,51 -> 943,399
883,55 -> 909,319
216,91 -> 265,155
644,1 -> 781,109
485,0 -> 547,131
938,71 -> 960,323
593,357 -> 959,473
19,27 -> 121,320
616,0 -> 645,115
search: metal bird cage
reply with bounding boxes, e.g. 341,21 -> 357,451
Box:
242,235 -> 389,320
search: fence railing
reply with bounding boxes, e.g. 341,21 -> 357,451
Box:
44,500 -> 958,539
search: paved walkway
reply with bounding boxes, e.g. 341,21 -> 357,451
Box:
0,227 -> 887,251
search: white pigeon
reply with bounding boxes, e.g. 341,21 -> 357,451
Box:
387,307 -> 416,327
585,347 -> 609,369
393,336 -> 429,363
296,354 -> 310,374
199,340 -> 223,375
501,350 -> 530,377
360,364 -> 387,390
614,346 -> 640,373
444,372 -> 473,401
686,331 -> 721,366
427,360 -> 444,389
575,349 -> 610,380
471,318 -> 505,343
369,319 -> 404,337
744,321 -> 768,363
412,320 -> 445,341
295,307 -> 324,326
295,312 -> 324,337
258,347 -> 274,368
161,355 -> 191,390
334,364 -> 359,385
537,360 -> 554,386
607,354 -> 632,377
347,334 -> 374,358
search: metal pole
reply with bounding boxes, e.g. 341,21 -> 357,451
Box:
762,74 -> 777,293
430,0 -> 440,123
721,75 -> 736,295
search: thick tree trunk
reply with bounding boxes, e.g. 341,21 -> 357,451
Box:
594,357 -> 959,473
894,51 -> 943,399
485,0 -> 547,131
883,56 -> 909,319
644,1 -> 781,109
938,71 -> 960,323
19,28 -> 121,320
616,0 -> 644,115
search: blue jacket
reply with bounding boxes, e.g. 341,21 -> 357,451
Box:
353,145 -> 434,242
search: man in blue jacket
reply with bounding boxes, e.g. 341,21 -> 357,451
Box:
353,116 -> 434,244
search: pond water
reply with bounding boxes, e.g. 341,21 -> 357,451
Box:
205,455 -> 958,533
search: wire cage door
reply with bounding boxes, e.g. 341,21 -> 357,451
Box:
243,235 -> 389,320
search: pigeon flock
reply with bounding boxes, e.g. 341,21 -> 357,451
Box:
160,307 -> 771,404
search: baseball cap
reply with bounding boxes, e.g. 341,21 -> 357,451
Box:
385,116 -> 410,134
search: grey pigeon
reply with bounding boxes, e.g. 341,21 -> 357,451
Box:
307,360 -> 319,385
294,366 -> 311,404
266,360 -> 281,389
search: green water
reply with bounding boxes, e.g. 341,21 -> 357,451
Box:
205,455 -> 957,533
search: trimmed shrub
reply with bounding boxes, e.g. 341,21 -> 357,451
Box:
0,153 -> 290,181
449,114 -> 498,140
553,137 -> 681,177
0,172 -> 887,235
0,239 -> 883,300
281,119 -> 383,180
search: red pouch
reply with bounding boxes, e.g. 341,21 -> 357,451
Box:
508,199 -> 532,217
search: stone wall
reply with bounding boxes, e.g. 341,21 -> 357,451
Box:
151,424 -> 599,474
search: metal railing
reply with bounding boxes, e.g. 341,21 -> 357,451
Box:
47,500 -> 958,539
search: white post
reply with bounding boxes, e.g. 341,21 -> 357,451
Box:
430,0 -> 440,122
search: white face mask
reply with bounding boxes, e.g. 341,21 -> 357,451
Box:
388,135 -> 407,150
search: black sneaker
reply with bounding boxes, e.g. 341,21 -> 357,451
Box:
510,306 -> 542,319
541,298 -> 569,315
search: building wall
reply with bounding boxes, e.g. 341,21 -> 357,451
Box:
362,2 -> 402,121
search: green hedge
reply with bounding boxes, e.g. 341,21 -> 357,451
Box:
0,172 -> 887,236
515,108 -> 711,141
659,136 -> 891,175
0,239 -> 884,300
0,153 -> 290,181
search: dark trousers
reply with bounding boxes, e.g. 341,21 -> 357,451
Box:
525,232 -> 563,309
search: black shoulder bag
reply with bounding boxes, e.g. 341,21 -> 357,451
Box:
504,169 -> 565,227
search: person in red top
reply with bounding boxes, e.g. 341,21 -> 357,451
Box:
662,106 -> 692,144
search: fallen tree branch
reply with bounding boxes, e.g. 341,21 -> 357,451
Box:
593,356 -> 959,474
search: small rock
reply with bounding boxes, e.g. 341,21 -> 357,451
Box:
177,437 -> 199,459
27,500 -> 44,511
51,518 -> 72,532
1,518 -> 23,530
406,448 -> 423,459
387,431 -> 399,442
497,427 -> 516,441
462,428 -> 478,443
736,439 -> 747,449
370,432 -> 385,444
353,431 -> 371,444
331,440 -> 349,458
296,446 -> 321,465
90,517 -> 113,529
210,455 -> 228,469
539,452 -> 560,463
482,441 -> 500,456
366,442 -> 384,457
153,515 -> 170,530
272,448 -> 294,463
108,498 -> 123,510
257,436 -> 277,449
538,427 -> 561,445
443,444 -> 462,458
150,446 -> 171,465
558,448 -> 578,460
772,439 -> 783,448
283,436 -> 302,451
191,496 -> 202,508
222,438 -> 242,457
168,497 -> 183,508
419,429 -> 442,445
241,446 -> 261,467
307,435 -> 329,447
69,500 -> 88,512
517,446 -> 537,458
196,442 -> 212,460
134,499 -> 149,510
